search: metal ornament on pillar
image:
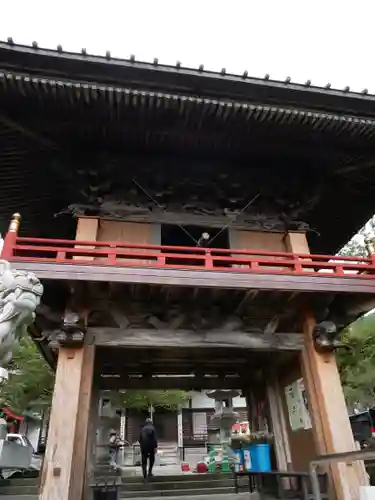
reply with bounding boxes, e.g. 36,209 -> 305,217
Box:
312,320 -> 342,352
0,259 -> 43,367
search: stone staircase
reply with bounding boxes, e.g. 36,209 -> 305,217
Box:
92,472 -> 249,499
0,472 -> 250,499
155,441 -> 181,466
0,476 -> 39,499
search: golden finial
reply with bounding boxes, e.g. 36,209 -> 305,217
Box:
8,213 -> 21,233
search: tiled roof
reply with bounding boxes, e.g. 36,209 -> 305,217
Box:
1,39 -> 375,117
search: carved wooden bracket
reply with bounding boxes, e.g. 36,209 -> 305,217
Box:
48,330 -> 85,349
312,321 -> 343,352
47,283 -> 89,349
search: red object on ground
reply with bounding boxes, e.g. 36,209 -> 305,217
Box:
196,462 -> 208,474
181,462 -> 190,472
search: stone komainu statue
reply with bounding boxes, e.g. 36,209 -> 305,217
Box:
0,260 -> 43,367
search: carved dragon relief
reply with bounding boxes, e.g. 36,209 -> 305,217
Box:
52,157 -> 323,233
86,303 -> 275,334
0,260 -> 43,366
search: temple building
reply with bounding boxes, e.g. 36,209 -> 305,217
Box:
2,39 -> 375,500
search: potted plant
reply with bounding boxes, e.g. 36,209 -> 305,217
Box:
248,430 -> 273,445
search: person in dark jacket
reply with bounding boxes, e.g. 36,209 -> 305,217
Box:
139,418 -> 157,479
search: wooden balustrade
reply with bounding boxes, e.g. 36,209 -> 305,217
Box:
1,235 -> 374,278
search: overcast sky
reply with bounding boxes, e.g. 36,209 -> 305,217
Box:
1,0 -> 374,93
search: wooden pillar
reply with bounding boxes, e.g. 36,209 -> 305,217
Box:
285,232 -> 365,500
39,340 -> 95,500
267,378 -> 292,471
301,313 -> 364,500
84,385 -> 100,500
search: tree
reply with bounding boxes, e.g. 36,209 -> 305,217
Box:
338,215 -> 375,257
113,390 -> 189,411
0,337 -> 188,414
0,337 -> 54,414
335,215 -> 375,410
336,313 -> 375,410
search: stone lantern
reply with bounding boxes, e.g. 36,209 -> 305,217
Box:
206,389 -> 241,471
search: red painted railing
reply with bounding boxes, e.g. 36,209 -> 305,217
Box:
2,234 -> 375,277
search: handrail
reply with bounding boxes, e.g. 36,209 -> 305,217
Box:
14,237 -> 372,262
310,448 -> 375,500
2,213 -> 374,278
8,237 -> 375,276
0,235 -> 373,277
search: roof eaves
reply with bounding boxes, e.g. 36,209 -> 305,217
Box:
2,70 -> 375,133
0,39 -> 374,105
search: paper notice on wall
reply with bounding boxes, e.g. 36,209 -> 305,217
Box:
285,381 -> 304,431
297,379 -> 312,430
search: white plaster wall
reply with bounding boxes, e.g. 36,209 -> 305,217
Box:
233,396 -> 247,408
185,391 -> 247,409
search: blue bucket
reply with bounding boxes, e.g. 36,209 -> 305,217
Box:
250,443 -> 271,472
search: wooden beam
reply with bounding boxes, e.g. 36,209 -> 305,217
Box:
11,261 -> 375,295
99,375 -> 244,390
90,328 -> 304,351
76,211 -> 288,231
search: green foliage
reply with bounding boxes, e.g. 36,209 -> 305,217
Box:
114,390 -> 189,410
0,337 -> 54,414
336,216 -> 375,409
337,314 -> 375,409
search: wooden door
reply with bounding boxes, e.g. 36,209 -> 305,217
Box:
97,220 -> 161,265
229,229 -> 286,270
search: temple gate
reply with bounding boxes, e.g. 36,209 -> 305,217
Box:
1,39 -> 375,500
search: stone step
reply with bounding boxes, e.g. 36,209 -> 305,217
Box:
118,486 -> 237,499
93,478 -> 236,492
0,485 -> 39,495
1,478 -> 39,487
119,494 -> 254,500
0,491 -> 38,500
94,473 -> 233,483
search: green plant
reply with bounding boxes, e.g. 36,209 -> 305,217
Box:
248,430 -> 273,444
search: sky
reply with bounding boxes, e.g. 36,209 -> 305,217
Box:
1,0 -> 375,93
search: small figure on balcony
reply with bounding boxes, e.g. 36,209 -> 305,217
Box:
0,260 -> 43,366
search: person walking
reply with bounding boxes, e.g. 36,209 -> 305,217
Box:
139,418 -> 157,480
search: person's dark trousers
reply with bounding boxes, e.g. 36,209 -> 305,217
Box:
141,448 -> 155,478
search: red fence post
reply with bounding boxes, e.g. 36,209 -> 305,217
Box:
1,213 -> 21,259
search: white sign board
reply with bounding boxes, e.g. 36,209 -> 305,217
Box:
298,379 -> 312,430
285,378 -> 312,431
285,381 -> 304,431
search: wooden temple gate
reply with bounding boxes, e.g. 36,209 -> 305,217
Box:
3,39 -> 375,500
2,214 -> 374,500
